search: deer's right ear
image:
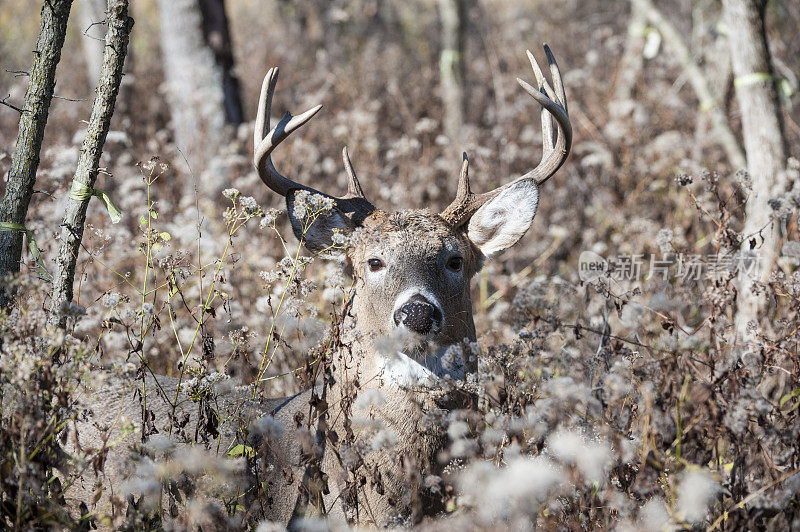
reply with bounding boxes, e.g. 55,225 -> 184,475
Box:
286,190 -> 356,254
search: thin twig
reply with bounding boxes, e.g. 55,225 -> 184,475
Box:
82,18 -> 107,40
0,95 -> 24,114
53,95 -> 87,102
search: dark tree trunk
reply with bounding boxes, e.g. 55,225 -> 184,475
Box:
198,0 -> 243,126
723,0 -> 788,339
49,0 -> 133,326
0,0 -> 73,305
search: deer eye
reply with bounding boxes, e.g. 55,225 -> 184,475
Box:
367,258 -> 385,272
446,256 -> 464,272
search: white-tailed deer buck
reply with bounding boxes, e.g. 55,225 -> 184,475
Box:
66,46 -> 571,527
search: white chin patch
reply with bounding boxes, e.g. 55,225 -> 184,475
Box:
377,345 -> 467,387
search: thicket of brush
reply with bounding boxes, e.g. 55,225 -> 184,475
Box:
1,0 -> 799,529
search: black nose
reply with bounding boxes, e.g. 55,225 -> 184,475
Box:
394,295 -> 443,335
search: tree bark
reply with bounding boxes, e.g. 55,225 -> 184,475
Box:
633,0 -> 747,170
157,0 -> 229,193
198,0 -> 243,126
49,0 -> 133,326
0,0 -> 73,305
690,1 -> 733,162
722,0 -> 788,340
78,0 -> 107,89
438,0 -> 466,144
613,0 -> 647,106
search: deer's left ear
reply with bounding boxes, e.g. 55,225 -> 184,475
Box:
286,190 -> 356,254
467,180 -> 539,257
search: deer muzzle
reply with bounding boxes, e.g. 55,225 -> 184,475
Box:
393,293 -> 443,335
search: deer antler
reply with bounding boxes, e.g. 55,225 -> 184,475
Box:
441,45 -> 572,227
254,68 -> 374,220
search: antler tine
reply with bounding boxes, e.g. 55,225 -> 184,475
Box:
544,44 -> 567,112
440,47 -> 572,227
439,153 -> 472,224
253,67 -> 323,197
342,146 -> 366,199
515,77 -> 571,184
254,67 -> 276,153
252,67 -> 376,222
527,49 -> 554,154
455,152 -> 470,202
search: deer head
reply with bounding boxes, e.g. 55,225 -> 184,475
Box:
254,46 -> 571,385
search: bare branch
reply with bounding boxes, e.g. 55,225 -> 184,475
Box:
0,95 -> 24,114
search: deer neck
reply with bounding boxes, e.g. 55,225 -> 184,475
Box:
317,329 -> 466,524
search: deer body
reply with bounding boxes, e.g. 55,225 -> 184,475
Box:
64,46 -> 571,528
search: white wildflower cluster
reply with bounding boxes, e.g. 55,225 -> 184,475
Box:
145,434 -> 177,454
274,315 -> 325,352
178,371 -> 229,393
439,344 -> 465,372
547,429 -> 612,482
414,117 -> 438,134
259,270 -> 280,286
447,415 -> 479,458
353,389 -> 386,411
259,208 -> 282,228
239,195 -> 261,215
291,190 -> 335,220
254,520 -> 286,532
124,446 -> 244,511
252,414 -> 285,441
458,456 -> 565,522
330,228 -> 348,247
339,444 -> 362,470
635,498 -> 672,531
222,188 -> 239,200
656,228 -> 674,254
102,291 -> 121,309
351,412 -> 385,432
386,136 -> 421,161
139,156 -> 169,177
676,470 -> 720,524
370,428 -> 398,451
374,327 -> 416,355
258,255 -> 314,292
322,261 -> 348,303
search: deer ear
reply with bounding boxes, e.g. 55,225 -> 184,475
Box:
467,180 -> 539,257
286,190 -> 356,254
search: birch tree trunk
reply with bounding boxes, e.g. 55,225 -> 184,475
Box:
613,1 -> 647,106
690,1 -> 733,163
78,0 -> 107,89
157,0 -> 229,194
49,0 -> 133,326
722,0 -> 788,340
0,0 -> 73,306
438,0 -> 466,144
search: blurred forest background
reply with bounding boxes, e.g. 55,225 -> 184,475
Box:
1,0 -> 800,529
